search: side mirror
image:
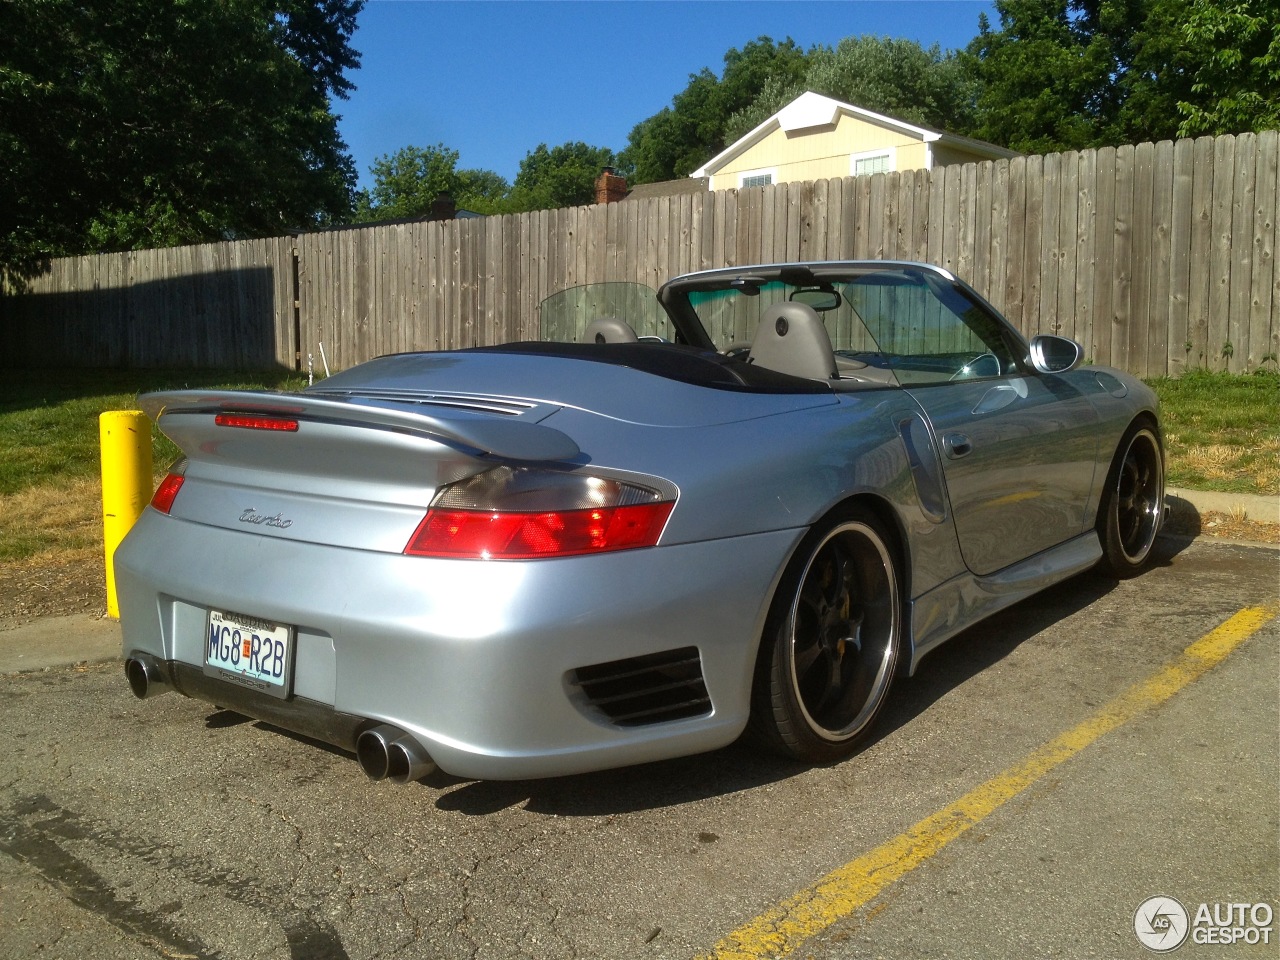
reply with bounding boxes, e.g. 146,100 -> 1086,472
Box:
1029,335 -> 1084,374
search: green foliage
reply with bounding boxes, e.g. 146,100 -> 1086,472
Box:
621,37 -> 810,183
353,144 -> 481,221
725,36 -> 980,144
0,0 -> 363,289
1176,0 -> 1280,136
454,168 -> 513,213
352,140 -> 616,219
966,0 -> 1279,150
508,142 -> 616,211
964,0 -> 1199,152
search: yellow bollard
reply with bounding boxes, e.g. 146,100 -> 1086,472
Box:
100,411 -> 153,619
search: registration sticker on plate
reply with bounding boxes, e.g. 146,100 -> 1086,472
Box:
204,610 -> 294,698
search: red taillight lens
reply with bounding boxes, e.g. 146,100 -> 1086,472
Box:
215,413 -> 299,432
405,502 -> 674,559
150,473 -> 185,514
404,467 -> 675,560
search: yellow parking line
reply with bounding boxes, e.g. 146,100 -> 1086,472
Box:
699,605 -> 1278,960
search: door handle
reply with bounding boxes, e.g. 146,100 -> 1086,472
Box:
943,433 -> 973,459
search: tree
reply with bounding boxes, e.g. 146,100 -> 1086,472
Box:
454,168 -> 512,214
354,144 -> 466,221
1176,0 -> 1280,136
963,0 -> 1200,153
507,142 -> 616,211
621,37 -> 810,183
724,36 -> 980,144
351,144 -> 510,221
0,0 -> 363,290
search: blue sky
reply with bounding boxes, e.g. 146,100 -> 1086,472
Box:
338,0 -> 997,189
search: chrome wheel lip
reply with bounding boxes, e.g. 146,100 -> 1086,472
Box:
1114,428 -> 1164,566
786,520 -> 899,743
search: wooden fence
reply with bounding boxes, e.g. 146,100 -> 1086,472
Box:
3,237 -> 295,368
3,130 -> 1277,378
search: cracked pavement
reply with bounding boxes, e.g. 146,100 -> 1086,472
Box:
0,537 -> 1276,959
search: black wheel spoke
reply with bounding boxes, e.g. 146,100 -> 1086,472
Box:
793,637 -> 823,678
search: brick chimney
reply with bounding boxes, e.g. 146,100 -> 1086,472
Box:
595,167 -> 628,204
428,191 -> 456,221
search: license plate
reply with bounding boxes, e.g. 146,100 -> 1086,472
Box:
204,609 -> 294,698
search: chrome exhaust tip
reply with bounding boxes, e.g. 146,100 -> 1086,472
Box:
125,653 -> 170,700
387,733 -> 436,784
356,725 -> 436,783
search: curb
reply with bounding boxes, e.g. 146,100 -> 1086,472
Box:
0,614 -> 120,674
1165,486 -> 1279,525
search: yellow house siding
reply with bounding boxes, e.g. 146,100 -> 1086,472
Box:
709,113 -> 936,189
872,142 -> 928,172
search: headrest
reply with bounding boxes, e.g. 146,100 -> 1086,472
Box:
747,301 -> 837,380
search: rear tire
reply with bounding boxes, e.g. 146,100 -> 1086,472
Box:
750,507 -> 902,763
1097,422 -> 1164,578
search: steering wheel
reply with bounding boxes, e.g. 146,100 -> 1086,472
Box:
722,341 -> 752,360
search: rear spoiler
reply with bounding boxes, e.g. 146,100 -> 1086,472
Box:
138,390 -> 581,462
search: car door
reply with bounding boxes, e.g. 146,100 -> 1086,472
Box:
844,270 -> 1100,576
905,373 -> 1100,576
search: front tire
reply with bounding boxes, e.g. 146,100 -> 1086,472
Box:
1098,422 -> 1164,578
751,508 -> 902,763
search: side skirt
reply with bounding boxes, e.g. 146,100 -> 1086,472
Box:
904,532 -> 1103,674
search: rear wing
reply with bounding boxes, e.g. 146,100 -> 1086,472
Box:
139,390 -> 581,462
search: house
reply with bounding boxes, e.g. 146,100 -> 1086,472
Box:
689,91 -> 1017,191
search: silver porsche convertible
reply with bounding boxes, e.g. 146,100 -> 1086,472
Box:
116,261 -> 1165,782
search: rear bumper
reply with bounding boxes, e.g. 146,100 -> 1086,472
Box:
115,510 -> 801,779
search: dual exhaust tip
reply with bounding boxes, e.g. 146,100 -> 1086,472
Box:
356,724 -> 437,784
124,654 -> 436,784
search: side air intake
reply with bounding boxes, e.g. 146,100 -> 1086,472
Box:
570,647 -> 711,726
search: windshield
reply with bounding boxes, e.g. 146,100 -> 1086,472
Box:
539,283 -> 672,343
685,267 -> 1021,385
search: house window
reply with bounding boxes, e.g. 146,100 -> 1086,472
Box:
738,168 -> 776,189
852,150 -> 894,176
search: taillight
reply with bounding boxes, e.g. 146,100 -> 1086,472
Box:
405,467 -> 675,560
215,412 -> 299,432
150,470 -> 186,514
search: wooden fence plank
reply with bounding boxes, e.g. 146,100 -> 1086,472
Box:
1209,135 -> 1236,368
1251,130 -> 1278,367
1039,152 -> 1063,337
1186,136 -> 1216,367
1130,141 -> 1156,378
972,161 -> 993,302
1229,133 -> 1257,368
1147,140 -> 1175,377
1111,145 -> 1135,373
1073,150 -> 1096,354
1022,155 -> 1045,337
1166,140 -> 1194,374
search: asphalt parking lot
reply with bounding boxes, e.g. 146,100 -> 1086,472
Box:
1,534 -> 1276,960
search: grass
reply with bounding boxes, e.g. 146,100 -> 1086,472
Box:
1148,369 -> 1279,496
0,366 -> 1275,564
0,368 -> 307,561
